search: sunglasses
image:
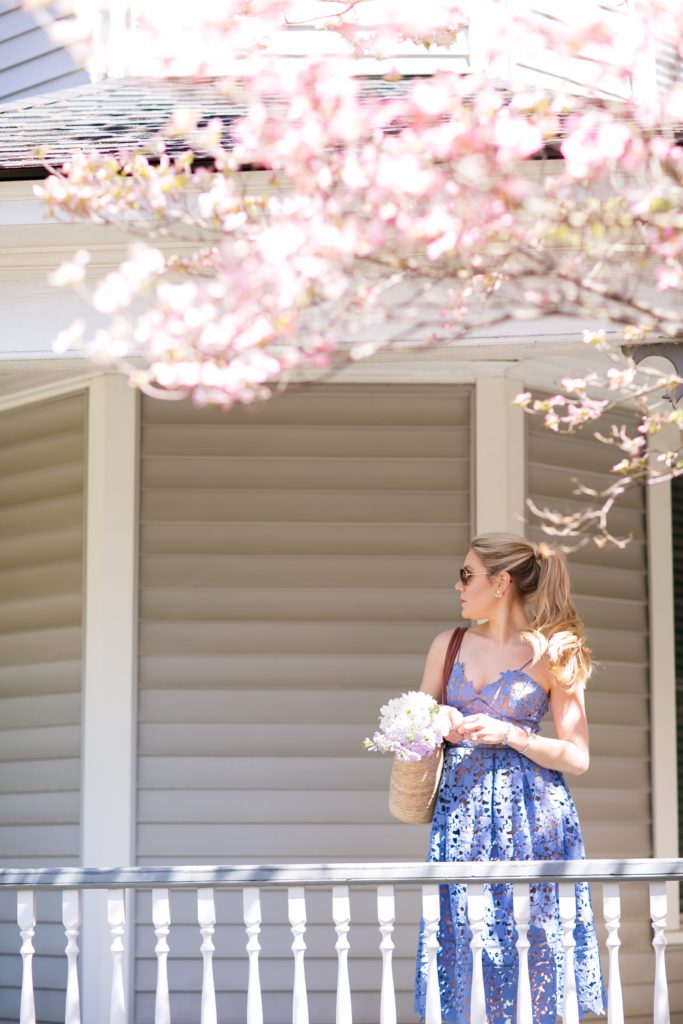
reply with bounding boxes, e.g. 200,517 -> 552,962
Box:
459,567 -> 489,586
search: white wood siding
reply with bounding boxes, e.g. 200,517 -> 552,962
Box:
526,406 -> 683,1024
501,2 -> 633,98
0,392 -> 85,1023
134,384 -> 472,1023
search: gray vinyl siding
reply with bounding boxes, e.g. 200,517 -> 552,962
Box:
526,407 -> 683,1024
0,1 -> 87,103
134,384 -> 472,1024
655,38 -> 683,91
0,392 -> 85,1023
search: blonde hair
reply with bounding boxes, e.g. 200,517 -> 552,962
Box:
469,532 -> 591,690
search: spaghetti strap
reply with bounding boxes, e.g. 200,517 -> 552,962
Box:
519,655 -> 534,670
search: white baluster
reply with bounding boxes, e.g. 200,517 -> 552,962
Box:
650,882 -> 671,1024
467,884 -> 487,1024
333,885 -> 353,1024
377,885 -> 397,1024
198,889 -> 217,1024
422,884 -> 442,1024
512,884 -> 532,1024
288,887 -> 309,1024
63,890 -> 81,1024
559,883 -> 579,1024
152,889 -> 171,1024
17,891 -> 36,1024
602,884 -> 624,1024
243,888 -> 264,1024
107,891 -> 127,1024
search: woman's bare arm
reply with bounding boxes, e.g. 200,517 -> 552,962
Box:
419,631 -> 464,740
457,673 -> 590,776
418,631 -> 453,699
511,681 -> 590,775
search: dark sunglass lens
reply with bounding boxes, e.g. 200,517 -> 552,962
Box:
459,568 -> 469,585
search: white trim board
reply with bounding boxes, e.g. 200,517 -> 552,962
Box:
0,368 -> 106,410
80,375 -> 139,1017
647,424 -> 681,936
474,376 -> 526,535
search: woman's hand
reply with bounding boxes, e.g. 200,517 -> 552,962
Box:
457,713 -> 509,746
442,705 -> 465,744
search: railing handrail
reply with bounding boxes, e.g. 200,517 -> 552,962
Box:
1,858 -> 683,890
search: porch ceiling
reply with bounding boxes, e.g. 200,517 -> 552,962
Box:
0,358 -> 102,406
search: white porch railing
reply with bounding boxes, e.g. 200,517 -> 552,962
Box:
2,858 -> 682,1024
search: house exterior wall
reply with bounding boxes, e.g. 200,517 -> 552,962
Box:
126,386 -> 681,1024
133,384 -> 472,1023
0,372 -> 681,1021
527,405 -> 683,1023
0,391 -> 86,1024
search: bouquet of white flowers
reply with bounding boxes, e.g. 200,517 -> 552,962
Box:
364,690 -> 452,762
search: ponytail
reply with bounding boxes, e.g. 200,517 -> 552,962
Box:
521,542 -> 592,690
470,533 -> 592,690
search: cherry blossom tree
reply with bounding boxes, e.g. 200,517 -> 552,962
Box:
18,0 -> 683,545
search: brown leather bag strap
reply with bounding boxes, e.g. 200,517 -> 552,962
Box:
441,627 -> 467,704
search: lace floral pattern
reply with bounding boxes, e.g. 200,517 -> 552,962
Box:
414,659 -> 606,1023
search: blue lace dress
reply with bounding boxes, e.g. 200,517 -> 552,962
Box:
414,656 -> 606,1023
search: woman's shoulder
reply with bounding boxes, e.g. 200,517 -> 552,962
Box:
428,625 -> 468,656
431,627 -> 462,648
526,653 -> 555,696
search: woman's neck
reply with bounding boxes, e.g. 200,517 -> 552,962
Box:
476,603 -> 532,645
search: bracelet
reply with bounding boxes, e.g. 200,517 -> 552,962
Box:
501,722 -> 512,747
519,726 -> 533,755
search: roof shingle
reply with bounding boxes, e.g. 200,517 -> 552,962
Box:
0,74 -> 413,177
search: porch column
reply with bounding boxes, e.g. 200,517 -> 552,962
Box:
81,374 -> 139,1018
647,421 -> 681,934
474,377 -> 526,535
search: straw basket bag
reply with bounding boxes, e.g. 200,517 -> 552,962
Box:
389,626 -> 466,824
389,746 -> 445,823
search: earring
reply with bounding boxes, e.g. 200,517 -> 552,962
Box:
495,589 -> 503,598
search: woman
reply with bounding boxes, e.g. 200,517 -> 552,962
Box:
414,533 -> 605,1023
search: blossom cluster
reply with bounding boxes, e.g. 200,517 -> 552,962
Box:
38,50 -> 683,409
364,691 -> 451,762
514,339 -> 683,549
20,0 -> 683,543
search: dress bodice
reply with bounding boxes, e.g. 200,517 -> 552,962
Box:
446,657 -> 549,734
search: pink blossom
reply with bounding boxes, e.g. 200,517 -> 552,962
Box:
493,110 -> 543,160
92,273 -> 133,314
561,114 -> 632,179
607,366 -> 637,389
411,77 -> 455,117
655,261 -> 683,290
561,377 -> 587,393
582,330 -> 607,347
53,319 -> 86,354
375,152 -> 435,196
48,250 -> 90,287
